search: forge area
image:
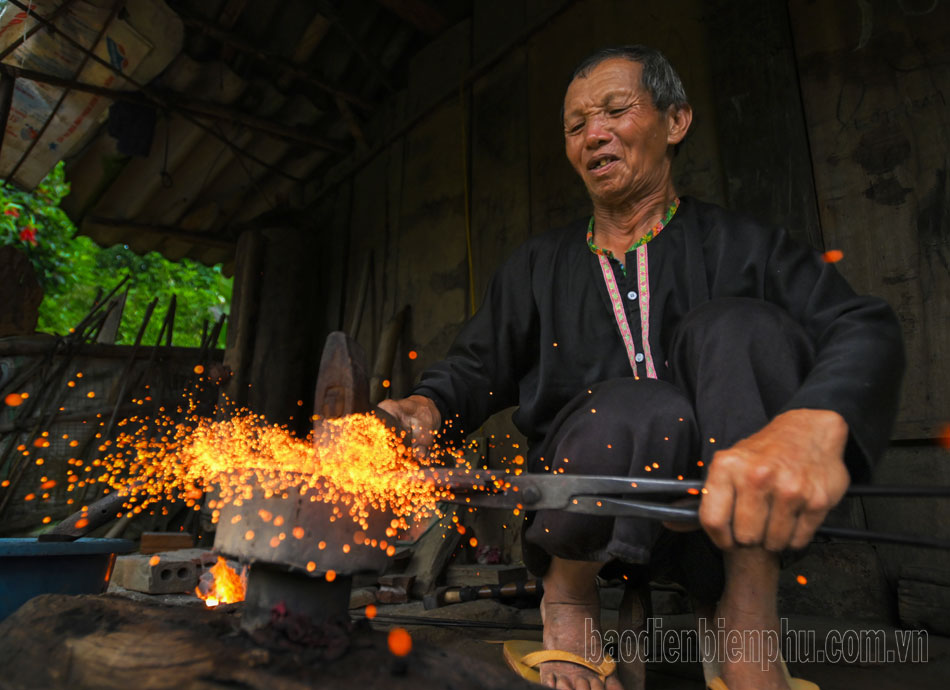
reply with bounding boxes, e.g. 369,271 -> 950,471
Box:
3,583 -> 950,689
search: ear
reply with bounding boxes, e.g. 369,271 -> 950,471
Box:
666,104 -> 693,146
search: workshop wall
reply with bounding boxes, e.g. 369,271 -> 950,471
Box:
231,0 -> 950,621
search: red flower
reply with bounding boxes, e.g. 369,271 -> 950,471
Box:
19,227 -> 37,245
4,207 -> 20,218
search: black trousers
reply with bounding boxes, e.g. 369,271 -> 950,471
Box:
522,298 -> 816,601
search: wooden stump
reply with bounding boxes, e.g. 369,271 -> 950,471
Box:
0,246 -> 43,337
0,594 -> 534,689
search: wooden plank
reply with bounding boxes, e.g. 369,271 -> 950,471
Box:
703,0 -> 822,248
864,445 -> 950,586
472,0 -> 526,63
445,564 -> 528,587
139,531 -> 195,554
375,0 -> 449,36
789,0 -> 950,438
470,49 -> 532,300
395,100 -> 469,381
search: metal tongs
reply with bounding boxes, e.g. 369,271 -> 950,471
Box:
427,469 -> 950,550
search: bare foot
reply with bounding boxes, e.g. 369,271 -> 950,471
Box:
540,558 -> 623,690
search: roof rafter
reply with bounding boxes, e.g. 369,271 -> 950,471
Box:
0,64 -> 347,154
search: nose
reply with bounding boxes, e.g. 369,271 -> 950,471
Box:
584,113 -> 611,147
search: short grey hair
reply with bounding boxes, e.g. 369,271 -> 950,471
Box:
568,45 -> 689,112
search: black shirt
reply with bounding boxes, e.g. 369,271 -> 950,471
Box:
413,197 -> 905,480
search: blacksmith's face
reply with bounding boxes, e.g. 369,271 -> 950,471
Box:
563,58 -> 687,205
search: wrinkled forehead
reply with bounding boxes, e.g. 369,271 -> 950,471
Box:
563,58 -> 645,118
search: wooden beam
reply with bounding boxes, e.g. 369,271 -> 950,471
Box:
374,0 -> 449,36
0,74 -> 15,168
313,0 -> 397,94
309,0 -> 580,203
176,10 -> 374,111
85,216 -> 236,250
0,64 -> 346,154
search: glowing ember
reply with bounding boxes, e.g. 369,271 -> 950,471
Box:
822,250 -> 844,263
388,627 -> 412,657
195,556 -> 247,607
4,393 -> 24,407
796,574 -> 808,586
365,604 -> 377,619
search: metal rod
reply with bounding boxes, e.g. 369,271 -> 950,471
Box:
573,497 -> 950,550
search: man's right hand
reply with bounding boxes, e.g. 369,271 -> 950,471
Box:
377,394 -> 441,456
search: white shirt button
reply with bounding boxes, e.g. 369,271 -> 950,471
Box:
635,353 -> 645,362
627,290 -> 638,300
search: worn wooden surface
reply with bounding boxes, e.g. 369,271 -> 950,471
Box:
0,594 -> 535,690
789,0 -> 950,438
706,0 -> 822,248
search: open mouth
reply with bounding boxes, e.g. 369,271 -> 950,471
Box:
587,155 -> 619,172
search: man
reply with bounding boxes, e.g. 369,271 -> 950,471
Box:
380,46 -> 903,690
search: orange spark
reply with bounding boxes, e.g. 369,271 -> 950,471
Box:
293,527 -> 305,539
408,351 -> 418,360
4,393 -> 24,407
796,574 -> 808,586
365,604 -> 377,619
325,570 -> 337,582
149,555 -> 160,566
822,250 -> 844,263
388,628 -> 412,657
194,365 -> 205,375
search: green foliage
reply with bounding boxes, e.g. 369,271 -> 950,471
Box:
1,162 -> 231,347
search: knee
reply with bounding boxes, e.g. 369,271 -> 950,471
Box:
671,297 -> 807,353
588,378 -> 694,423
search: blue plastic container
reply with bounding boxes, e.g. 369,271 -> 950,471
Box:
0,538 -> 135,621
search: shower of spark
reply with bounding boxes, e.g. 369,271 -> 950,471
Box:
91,409 -> 460,536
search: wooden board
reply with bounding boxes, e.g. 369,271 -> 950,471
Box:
704,0 -> 822,248
470,49 -> 532,300
789,0 -> 950,437
395,100 -> 470,382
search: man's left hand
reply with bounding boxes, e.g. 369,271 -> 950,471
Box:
698,409 -> 850,552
